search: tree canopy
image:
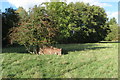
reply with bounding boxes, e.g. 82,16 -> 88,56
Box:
2,8 -> 19,46
44,2 -> 110,43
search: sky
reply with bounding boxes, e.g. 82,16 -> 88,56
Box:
0,0 -> 119,23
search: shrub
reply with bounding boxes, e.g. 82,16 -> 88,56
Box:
105,24 -> 118,41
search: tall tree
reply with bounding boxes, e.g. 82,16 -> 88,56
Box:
66,2 -> 110,43
109,17 -> 117,25
105,17 -> 118,41
2,8 -> 19,46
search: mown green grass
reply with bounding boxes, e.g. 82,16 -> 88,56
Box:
1,43 -> 118,78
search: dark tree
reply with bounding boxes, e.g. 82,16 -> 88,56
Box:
2,8 -> 19,47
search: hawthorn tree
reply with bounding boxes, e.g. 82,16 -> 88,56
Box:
9,5 -> 58,54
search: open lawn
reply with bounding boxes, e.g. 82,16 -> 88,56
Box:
1,43 -> 118,78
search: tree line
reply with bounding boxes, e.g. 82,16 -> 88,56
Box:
2,2 -> 118,53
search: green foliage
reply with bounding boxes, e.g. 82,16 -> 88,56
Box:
105,18 -> 118,41
105,24 -> 118,41
44,2 -> 110,43
16,7 -> 29,22
2,8 -> 19,46
67,3 -> 110,43
108,17 -> 117,25
9,5 -> 57,53
44,2 -> 70,43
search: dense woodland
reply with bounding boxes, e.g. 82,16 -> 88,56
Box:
2,2 -> 119,53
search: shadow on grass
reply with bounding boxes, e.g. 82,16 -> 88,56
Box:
2,43 -> 111,55
53,43 -> 111,55
2,45 -> 28,54
99,41 -> 120,43
62,46 -> 111,55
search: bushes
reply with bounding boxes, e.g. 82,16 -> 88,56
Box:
104,18 -> 118,41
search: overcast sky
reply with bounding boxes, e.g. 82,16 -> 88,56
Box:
0,0 -> 119,22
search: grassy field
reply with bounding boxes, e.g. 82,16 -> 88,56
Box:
1,43 -> 118,78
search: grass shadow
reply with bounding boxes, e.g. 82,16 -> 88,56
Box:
2,45 -> 28,54
99,41 -> 120,43
2,43 -> 111,55
56,43 -> 111,55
